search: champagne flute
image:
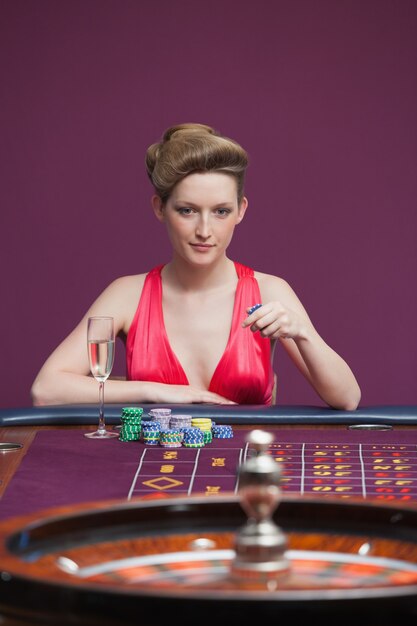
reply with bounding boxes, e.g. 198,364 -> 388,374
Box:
85,316 -> 118,439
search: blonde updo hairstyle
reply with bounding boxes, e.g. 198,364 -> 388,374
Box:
146,123 -> 248,204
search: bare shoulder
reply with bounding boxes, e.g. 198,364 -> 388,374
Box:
86,272 -> 149,333
254,270 -> 294,299
106,273 -> 147,298
254,270 -> 308,313
109,271 -> 147,305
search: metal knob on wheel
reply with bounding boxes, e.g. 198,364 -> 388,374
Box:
231,429 -> 289,581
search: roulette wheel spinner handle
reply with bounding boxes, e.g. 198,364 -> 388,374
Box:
232,429 -> 289,578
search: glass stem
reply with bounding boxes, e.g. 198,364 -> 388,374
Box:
98,381 -> 105,433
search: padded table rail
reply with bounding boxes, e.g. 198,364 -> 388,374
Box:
0,404 -> 416,425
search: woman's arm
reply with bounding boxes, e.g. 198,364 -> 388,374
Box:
31,275 -> 138,405
31,370 -> 236,406
244,274 -> 361,410
31,275 -> 234,406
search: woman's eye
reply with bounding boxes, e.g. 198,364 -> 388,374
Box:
178,207 -> 194,215
216,208 -> 231,216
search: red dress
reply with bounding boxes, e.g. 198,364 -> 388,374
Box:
126,262 -> 274,404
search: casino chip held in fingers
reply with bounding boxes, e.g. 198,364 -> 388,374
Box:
247,303 -> 263,316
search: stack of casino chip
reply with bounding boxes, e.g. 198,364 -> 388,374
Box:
148,408 -> 171,429
159,428 -> 183,448
182,427 -> 205,448
119,407 -> 143,442
191,418 -> 213,444
202,429 -> 213,444
212,424 -> 234,439
121,406 -> 143,420
191,418 -> 212,431
141,422 -> 160,445
169,414 -> 192,431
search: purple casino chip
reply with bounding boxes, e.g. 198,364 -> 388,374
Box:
248,303 -> 262,315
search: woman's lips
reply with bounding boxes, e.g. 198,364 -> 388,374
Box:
190,243 -> 214,251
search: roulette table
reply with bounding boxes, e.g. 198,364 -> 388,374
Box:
0,403 -> 417,625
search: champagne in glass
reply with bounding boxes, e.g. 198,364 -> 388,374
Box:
85,316 -> 118,439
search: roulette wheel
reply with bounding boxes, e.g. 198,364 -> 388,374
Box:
1,430 -> 417,625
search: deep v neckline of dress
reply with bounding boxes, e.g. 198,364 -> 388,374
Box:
157,263 -> 240,388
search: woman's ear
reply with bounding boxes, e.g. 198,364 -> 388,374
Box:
151,195 -> 165,222
236,196 -> 248,224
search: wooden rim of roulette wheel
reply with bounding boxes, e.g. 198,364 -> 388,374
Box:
3,433 -> 417,624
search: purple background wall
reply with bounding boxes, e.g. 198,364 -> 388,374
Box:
1,0 -> 416,408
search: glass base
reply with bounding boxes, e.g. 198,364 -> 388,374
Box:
84,429 -> 119,439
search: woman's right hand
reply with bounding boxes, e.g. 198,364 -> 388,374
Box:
148,383 -> 236,405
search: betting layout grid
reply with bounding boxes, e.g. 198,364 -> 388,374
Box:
270,436 -> 417,500
123,414 -> 417,501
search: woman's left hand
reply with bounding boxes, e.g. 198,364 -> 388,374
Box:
240,277 -> 361,411
242,302 -> 308,341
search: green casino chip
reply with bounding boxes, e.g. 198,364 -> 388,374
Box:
121,407 -> 143,418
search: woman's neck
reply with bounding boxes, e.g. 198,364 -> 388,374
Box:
162,256 -> 236,294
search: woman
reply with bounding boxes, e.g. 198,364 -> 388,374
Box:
31,123 -> 361,409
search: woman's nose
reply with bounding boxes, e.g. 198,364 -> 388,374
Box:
195,216 -> 211,238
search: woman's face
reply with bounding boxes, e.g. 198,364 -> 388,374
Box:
152,172 -> 248,266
